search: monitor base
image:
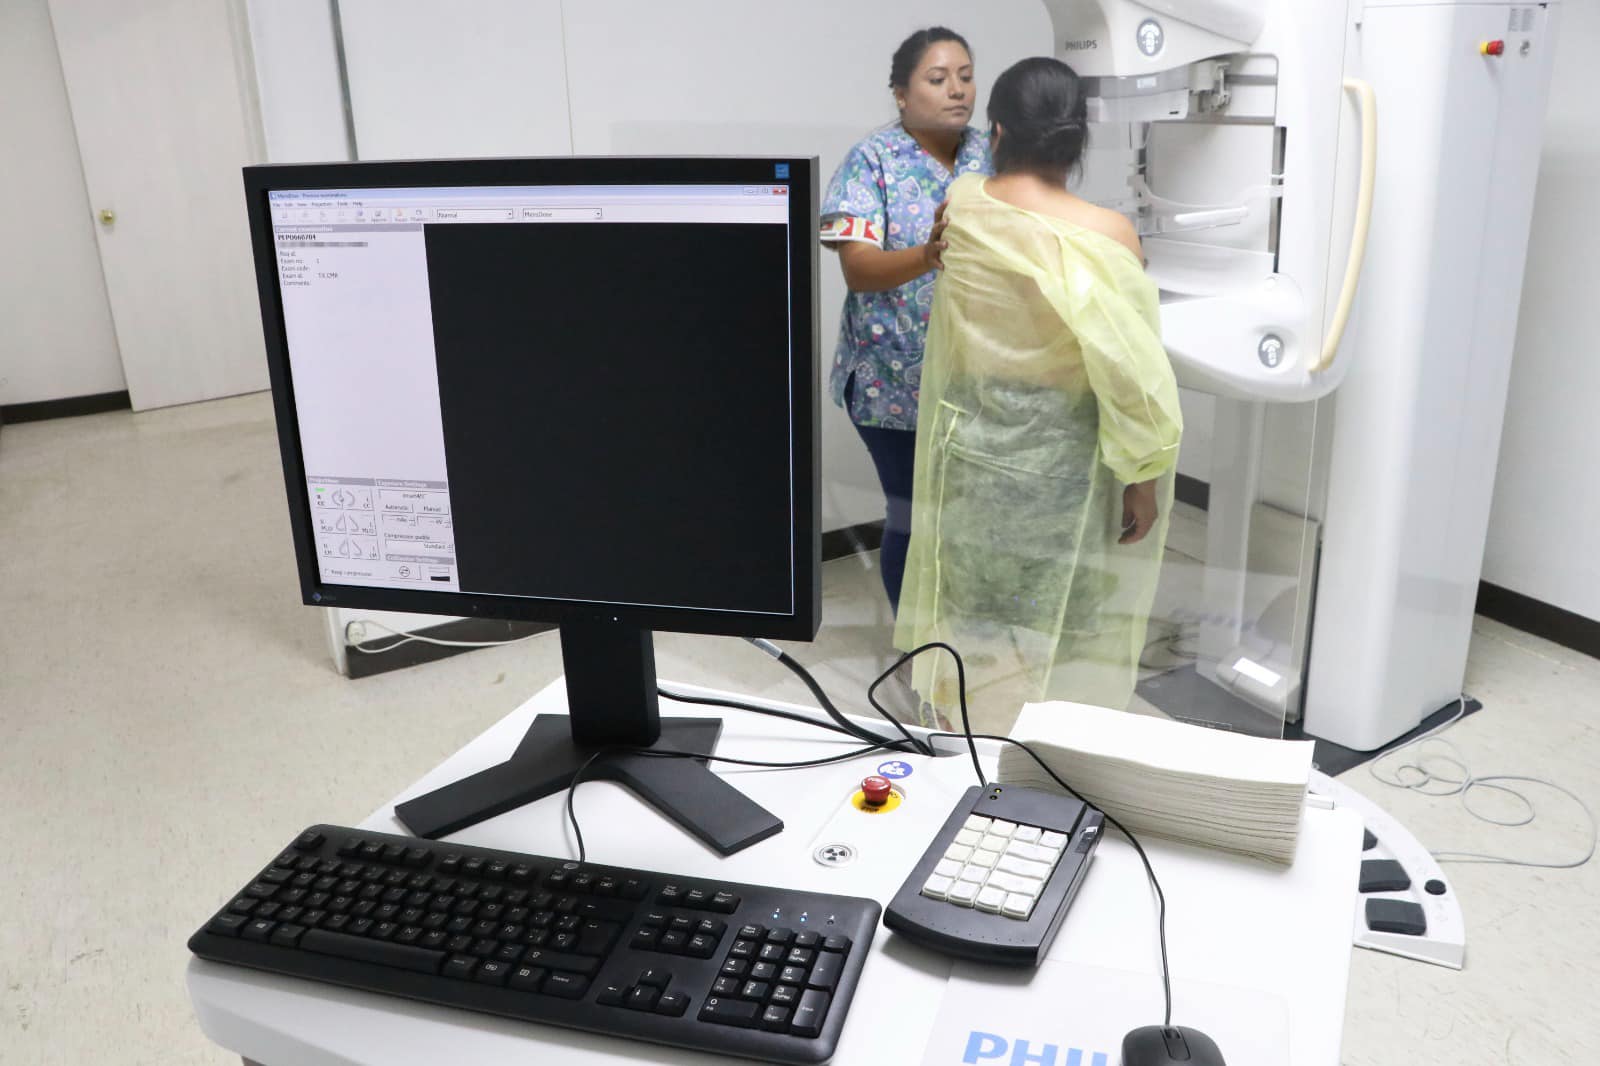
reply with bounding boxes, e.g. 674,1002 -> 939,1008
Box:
393,714 -> 785,855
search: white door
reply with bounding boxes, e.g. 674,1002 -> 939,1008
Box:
47,0 -> 269,410
0,0 -> 122,407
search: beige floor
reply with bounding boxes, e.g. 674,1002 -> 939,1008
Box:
1,392 -> 1596,1065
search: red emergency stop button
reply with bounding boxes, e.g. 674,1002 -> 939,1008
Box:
861,776 -> 893,807
1480,39 -> 1505,56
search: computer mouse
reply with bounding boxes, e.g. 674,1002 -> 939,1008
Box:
1122,1025 -> 1226,1066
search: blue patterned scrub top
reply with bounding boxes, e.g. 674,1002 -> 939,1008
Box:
821,123 -> 991,429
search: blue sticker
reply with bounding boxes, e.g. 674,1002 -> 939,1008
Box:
774,163 -> 790,178
877,759 -> 913,779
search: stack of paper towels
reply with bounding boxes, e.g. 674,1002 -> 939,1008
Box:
997,701 -> 1317,865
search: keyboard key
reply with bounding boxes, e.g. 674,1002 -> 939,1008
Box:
336,836 -> 362,857
637,966 -> 671,989
475,959 -> 511,986
822,935 -> 851,954
921,875 -> 954,901
296,830 -> 326,851
713,976 -> 741,996
575,898 -> 635,923
934,858 -> 963,879
758,943 -> 786,963
631,927 -> 660,951
770,983 -> 800,1007
750,962 -> 777,982
542,972 -> 588,999
381,844 -> 407,864
720,958 -> 748,978
684,888 -> 711,908
520,948 -> 600,977
571,873 -> 596,893
764,928 -> 794,946
792,931 -> 820,949
943,844 -> 973,863
620,878 -> 649,900
245,882 -> 278,900
486,861 -> 510,880
761,1004 -> 791,1032
509,965 -> 547,992
420,931 -> 448,951
740,980 -> 770,1001
997,854 -> 1054,881
657,884 -> 683,905
268,922 -> 307,947
979,834 -> 1011,854
709,891 -> 739,913
699,997 -> 760,1028
962,815 -> 993,834
695,918 -> 727,938
987,820 -> 1017,839
510,864 -> 536,884
737,924 -> 765,940
627,986 -> 660,1011
207,913 -> 249,937
443,955 -> 477,980
228,898 -> 258,916
669,915 -> 694,933
957,866 -> 987,885
987,872 -> 1042,898
779,965 -> 807,985
494,943 -> 524,964
785,947 -> 815,968
1038,832 -> 1069,851
301,929 -> 446,974
659,931 -> 688,953
807,951 -> 842,992
1012,825 -> 1043,844
686,934 -> 718,958
656,990 -> 689,1017
596,981 -> 628,1006
241,919 -> 276,942
594,876 -> 619,897
730,939 -> 757,959
404,847 -> 431,869
968,849 -> 999,869
791,989 -> 830,1038
954,828 -> 982,847
461,857 -> 486,877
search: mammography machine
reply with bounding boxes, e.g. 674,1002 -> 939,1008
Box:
1041,0 -> 1560,751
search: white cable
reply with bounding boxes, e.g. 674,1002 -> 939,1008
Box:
1366,696 -> 1598,870
345,619 -> 548,654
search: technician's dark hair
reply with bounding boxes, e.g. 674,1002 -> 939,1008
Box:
889,26 -> 973,90
987,57 -> 1089,178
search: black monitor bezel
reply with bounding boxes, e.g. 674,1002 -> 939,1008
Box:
243,156 -> 821,642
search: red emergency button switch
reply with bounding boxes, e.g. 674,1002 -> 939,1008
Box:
860,776 -> 893,807
1480,39 -> 1505,56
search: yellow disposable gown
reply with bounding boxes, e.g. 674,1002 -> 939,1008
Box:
894,173 -> 1182,719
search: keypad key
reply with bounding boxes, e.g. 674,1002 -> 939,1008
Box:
750,962 -> 777,982
596,981 -> 628,1006
770,983 -> 801,1008
474,959 -> 511,986
687,934 -> 718,958
730,939 -> 757,959
740,980 -> 770,1001
542,972 -> 588,999
822,935 -> 851,954
779,965 -> 807,986
509,965 -> 548,993
720,958 -> 749,978
656,990 -> 689,1017
791,989 -> 830,1038
761,1004 -> 792,1032
699,997 -> 760,1028
627,986 -> 660,1011
443,955 -> 478,980
759,943 -> 786,963
207,913 -> 249,937
551,932 -> 579,952
793,931 -> 820,949
709,891 -> 739,913
712,976 -> 741,996
637,967 -> 672,989
764,928 -> 794,946
807,950 -> 843,992
786,947 -> 815,968
738,924 -> 765,941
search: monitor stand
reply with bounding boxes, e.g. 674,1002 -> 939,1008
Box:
393,623 -> 784,855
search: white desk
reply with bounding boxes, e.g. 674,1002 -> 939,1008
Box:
187,679 -> 1363,1065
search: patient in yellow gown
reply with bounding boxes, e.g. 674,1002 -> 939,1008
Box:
895,56 -> 1183,721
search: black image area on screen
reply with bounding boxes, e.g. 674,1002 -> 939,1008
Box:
424,220 -> 796,615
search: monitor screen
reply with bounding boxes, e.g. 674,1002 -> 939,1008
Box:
245,159 -> 820,641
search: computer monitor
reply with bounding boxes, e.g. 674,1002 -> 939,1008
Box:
242,157 -> 820,854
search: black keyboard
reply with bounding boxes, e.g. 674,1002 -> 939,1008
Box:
189,825 -> 880,1064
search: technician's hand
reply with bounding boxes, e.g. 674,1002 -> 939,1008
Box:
922,199 -> 951,271
1120,480 -> 1159,545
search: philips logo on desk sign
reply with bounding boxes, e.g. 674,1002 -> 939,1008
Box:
962,1031 -> 1111,1066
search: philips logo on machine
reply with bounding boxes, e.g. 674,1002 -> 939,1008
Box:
1063,39 -> 1099,51
1137,18 -> 1165,57
962,1031 -> 1111,1066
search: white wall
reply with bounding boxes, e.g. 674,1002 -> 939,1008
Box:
1482,3 -> 1600,623
0,0 -> 123,406
246,0 -> 350,164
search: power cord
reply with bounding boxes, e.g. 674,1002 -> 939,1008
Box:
1366,696 -> 1597,870
744,638 -> 934,756
344,618 -> 546,654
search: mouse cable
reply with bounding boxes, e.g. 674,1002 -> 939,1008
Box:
563,739 -> 898,864
1367,695 -> 1597,870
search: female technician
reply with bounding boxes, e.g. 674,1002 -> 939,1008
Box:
895,56 -> 1183,716
820,26 -> 992,614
